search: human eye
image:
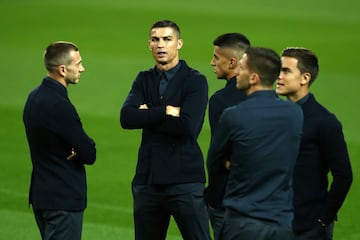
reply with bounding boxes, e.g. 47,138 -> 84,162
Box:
151,37 -> 159,42
281,68 -> 290,74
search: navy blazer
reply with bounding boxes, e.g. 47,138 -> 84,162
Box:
205,77 -> 247,208
293,93 -> 352,231
23,77 -> 96,211
120,60 -> 208,185
207,90 -> 303,227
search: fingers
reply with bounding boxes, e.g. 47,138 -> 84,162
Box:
139,104 -> 149,109
66,148 -> 77,160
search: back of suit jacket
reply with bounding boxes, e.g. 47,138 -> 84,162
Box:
120,60 -> 208,185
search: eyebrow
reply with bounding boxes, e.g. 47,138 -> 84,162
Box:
151,35 -> 173,39
281,67 -> 291,72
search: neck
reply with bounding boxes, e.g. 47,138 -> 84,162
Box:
287,89 -> 309,102
226,73 -> 238,81
48,73 -> 67,88
246,85 -> 273,96
156,59 -> 179,72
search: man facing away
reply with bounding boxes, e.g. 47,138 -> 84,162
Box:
276,47 -> 353,240
207,47 -> 303,240
120,20 -> 211,240
205,32 -> 250,240
23,41 -> 96,240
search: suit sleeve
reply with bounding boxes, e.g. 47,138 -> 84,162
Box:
152,73 -> 208,138
208,94 -> 223,136
207,110 -> 232,177
120,72 -> 167,129
53,100 -> 96,165
319,117 -> 353,223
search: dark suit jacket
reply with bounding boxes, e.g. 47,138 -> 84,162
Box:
293,93 -> 352,231
120,60 -> 208,185
205,77 -> 247,208
207,90 -> 303,227
23,77 -> 96,211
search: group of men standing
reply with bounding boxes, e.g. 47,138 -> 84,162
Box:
23,19 -> 352,240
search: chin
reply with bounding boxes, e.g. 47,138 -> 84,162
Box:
158,61 -> 167,65
276,89 -> 284,95
70,80 -> 79,85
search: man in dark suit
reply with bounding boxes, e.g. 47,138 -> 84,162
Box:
120,20 -> 211,240
23,41 -> 96,240
276,47 -> 353,240
205,32 -> 250,240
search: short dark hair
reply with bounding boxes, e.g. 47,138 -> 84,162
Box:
213,33 -> 250,51
245,47 -> 281,86
281,47 -> 319,85
44,41 -> 79,72
150,20 -> 181,38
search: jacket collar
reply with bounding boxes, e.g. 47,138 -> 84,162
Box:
42,77 -> 68,97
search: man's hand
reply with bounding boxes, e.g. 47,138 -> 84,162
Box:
166,105 -> 180,117
225,160 -> 231,170
139,104 -> 149,109
67,148 -> 77,160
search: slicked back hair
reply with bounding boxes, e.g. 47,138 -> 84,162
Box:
281,47 -> 319,85
44,41 -> 79,73
245,47 -> 281,87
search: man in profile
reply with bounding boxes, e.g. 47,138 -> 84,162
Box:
23,41 -> 96,240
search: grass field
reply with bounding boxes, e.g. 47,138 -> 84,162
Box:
0,0 -> 359,239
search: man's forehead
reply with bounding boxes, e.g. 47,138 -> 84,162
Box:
150,27 -> 177,37
282,56 -> 298,63
281,56 -> 298,67
70,50 -> 82,62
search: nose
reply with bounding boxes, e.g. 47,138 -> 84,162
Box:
80,64 -> 85,72
157,39 -> 165,48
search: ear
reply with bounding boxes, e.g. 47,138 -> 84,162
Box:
229,57 -> 238,69
249,72 -> 259,85
177,39 -> 183,50
56,65 -> 66,77
301,72 -> 311,86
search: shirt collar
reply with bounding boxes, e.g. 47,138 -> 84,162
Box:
247,90 -> 277,99
226,76 -> 237,87
296,93 -> 311,106
156,61 -> 181,81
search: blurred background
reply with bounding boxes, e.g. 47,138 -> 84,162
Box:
0,0 -> 359,239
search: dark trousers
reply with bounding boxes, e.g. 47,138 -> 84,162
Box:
33,209 -> 84,240
294,222 -> 334,240
132,186 -> 211,240
221,210 -> 293,240
208,205 -> 225,240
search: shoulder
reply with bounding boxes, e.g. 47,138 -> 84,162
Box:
180,60 -> 206,80
176,61 -> 208,92
209,87 -> 226,102
304,95 -> 340,124
136,67 -> 156,79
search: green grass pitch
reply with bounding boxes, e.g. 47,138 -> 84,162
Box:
0,0 -> 359,239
